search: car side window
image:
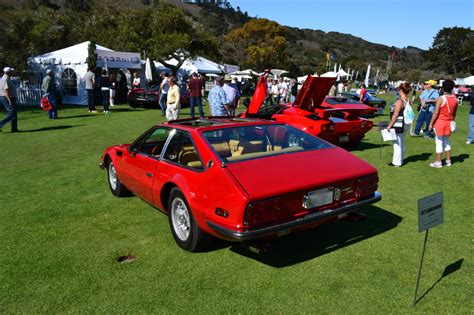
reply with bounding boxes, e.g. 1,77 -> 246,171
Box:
163,130 -> 204,170
134,128 -> 172,157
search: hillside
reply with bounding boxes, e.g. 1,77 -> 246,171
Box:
0,0 -> 432,81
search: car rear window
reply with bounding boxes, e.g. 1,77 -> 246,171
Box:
203,124 -> 332,163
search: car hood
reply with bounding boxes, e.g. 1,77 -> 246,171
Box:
246,74 -> 336,114
293,76 -> 336,112
225,147 -> 377,200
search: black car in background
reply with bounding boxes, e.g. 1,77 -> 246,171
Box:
128,85 -> 190,108
341,92 -> 386,115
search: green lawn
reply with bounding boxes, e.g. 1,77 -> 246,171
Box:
1,98 -> 473,313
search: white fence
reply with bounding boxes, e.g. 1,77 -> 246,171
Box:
16,82 -> 42,108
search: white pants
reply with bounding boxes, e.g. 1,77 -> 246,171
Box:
435,136 -> 451,153
392,124 -> 409,166
166,103 -> 180,121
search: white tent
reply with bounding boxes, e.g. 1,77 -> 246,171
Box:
27,41 -> 141,105
321,71 -> 338,78
230,69 -> 259,76
337,68 -> 352,77
270,69 -> 288,78
462,76 -> 474,86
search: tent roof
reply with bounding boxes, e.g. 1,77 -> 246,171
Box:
462,75 -> 474,86
337,68 -> 351,77
28,41 -> 112,65
320,71 -> 338,78
157,56 -> 222,74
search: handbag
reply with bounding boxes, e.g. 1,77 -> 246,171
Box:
390,101 -> 405,133
41,95 -> 52,111
403,101 -> 415,124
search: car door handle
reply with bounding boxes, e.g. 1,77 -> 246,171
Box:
146,172 -> 153,178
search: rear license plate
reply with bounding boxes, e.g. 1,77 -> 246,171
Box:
136,97 -> 146,101
339,135 -> 349,143
303,187 -> 334,209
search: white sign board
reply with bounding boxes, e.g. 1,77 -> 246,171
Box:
96,49 -> 141,69
418,192 -> 444,232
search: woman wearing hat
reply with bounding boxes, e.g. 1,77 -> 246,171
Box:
428,79 -> 458,168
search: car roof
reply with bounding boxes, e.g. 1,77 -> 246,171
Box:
163,117 -> 280,131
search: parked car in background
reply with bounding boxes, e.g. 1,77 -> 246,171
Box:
240,74 -> 374,146
341,92 -> 386,115
457,86 -> 472,101
100,118 -> 381,252
128,85 -> 190,108
322,96 -> 376,118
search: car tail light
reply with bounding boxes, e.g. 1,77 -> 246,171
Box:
355,174 -> 379,198
321,123 -> 335,132
244,197 -> 281,227
361,120 -> 373,129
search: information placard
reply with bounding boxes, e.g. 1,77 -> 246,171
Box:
418,192 -> 444,232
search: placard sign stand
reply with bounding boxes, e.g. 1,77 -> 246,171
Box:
378,121 -> 389,159
413,192 -> 444,306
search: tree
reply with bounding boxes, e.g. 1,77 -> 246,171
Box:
424,27 -> 474,75
225,19 -> 287,69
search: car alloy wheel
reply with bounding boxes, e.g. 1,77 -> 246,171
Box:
168,188 -> 210,251
108,162 -> 118,191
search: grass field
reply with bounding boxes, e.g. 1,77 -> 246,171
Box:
1,96 -> 473,313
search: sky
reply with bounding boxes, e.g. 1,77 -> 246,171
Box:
229,0 -> 474,50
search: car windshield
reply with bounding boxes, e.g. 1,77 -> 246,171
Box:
202,124 -> 332,163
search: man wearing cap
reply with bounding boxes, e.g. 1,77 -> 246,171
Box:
207,77 -> 229,116
187,72 -> 204,118
222,74 -> 240,116
412,80 -> 439,137
0,67 -> 19,133
42,69 -> 58,119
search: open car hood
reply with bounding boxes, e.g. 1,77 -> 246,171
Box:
293,76 -> 336,112
246,74 -> 336,115
247,75 -> 269,115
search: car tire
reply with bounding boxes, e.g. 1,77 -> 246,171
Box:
168,187 -> 209,252
107,160 -> 132,197
129,101 -> 138,108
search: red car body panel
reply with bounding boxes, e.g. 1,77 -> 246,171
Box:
100,119 -> 381,245
241,75 -> 375,146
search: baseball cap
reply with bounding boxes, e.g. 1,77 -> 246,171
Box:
46,69 -> 52,74
424,80 -> 437,86
3,67 -> 14,73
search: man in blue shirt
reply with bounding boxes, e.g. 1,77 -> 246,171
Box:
222,75 -> 240,116
467,92 -> 474,144
208,77 -> 229,116
412,80 -> 439,137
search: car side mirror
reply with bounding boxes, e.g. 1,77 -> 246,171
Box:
129,148 -> 138,157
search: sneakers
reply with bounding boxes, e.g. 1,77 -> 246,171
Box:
104,110 -> 109,114
429,161 -> 442,168
445,160 -> 452,167
467,140 -> 472,144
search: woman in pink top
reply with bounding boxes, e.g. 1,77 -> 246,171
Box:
429,79 -> 458,168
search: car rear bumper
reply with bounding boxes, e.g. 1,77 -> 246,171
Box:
207,191 -> 381,241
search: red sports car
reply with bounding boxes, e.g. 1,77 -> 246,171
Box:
240,74 -> 375,146
100,118 -> 381,252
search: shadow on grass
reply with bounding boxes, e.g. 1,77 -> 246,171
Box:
347,141 -> 389,152
404,153 -> 432,164
415,258 -> 464,306
22,125 -> 83,132
229,206 -> 402,268
59,114 -> 98,119
451,154 -> 469,164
